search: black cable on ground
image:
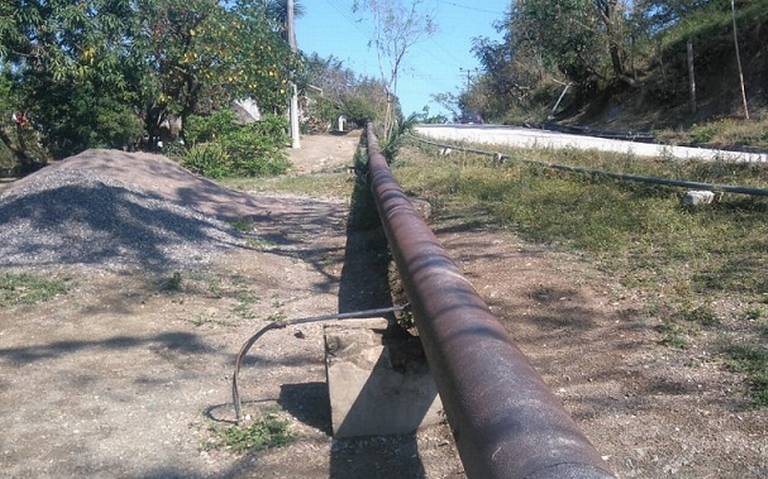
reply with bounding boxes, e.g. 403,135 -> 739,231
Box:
231,304 -> 409,424
408,134 -> 768,198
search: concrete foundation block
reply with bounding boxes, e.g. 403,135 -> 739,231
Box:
324,318 -> 443,438
682,190 -> 715,207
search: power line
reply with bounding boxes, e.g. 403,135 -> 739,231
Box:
438,0 -> 506,15
321,0 -> 369,38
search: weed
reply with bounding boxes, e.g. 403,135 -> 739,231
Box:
266,311 -> 287,322
727,345 -> 768,408
0,273 -> 69,306
674,304 -> 719,326
246,237 -> 278,249
743,307 -> 766,322
270,296 -> 284,309
208,413 -> 295,453
208,279 -> 224,298
658,320 -> 689,349
230,218 -> 254,233
160,272 -> 183,292
233,291 -> 259,319
189,312 -> 228,327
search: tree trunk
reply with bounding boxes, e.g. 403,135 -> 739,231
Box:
687,39 -> 697,114
0,128 -> 34,168
609,42 -> 624,79
731,0 -> 750,119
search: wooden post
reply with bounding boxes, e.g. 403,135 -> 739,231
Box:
687,39 -> 697,114
287,0 -> 300,148
731,0 -> 750,119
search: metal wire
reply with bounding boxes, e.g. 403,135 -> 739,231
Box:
231,304 -> 409,423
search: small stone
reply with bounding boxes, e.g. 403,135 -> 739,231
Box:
681,190 -> 715,207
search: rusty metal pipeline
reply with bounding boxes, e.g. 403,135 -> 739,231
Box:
365,124 -> 615,479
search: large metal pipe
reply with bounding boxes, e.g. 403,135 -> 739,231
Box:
366,125 -> 614,479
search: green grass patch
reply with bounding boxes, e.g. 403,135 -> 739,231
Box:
246,237 -> 279,249
220,172 -> 353,199
727,345 -> 768,407
658,320 -> 690,349
229,217 -> 254,233
208,413 -> 295,453
656,117 -> 768,150
397,142 -> 768,301
0,273 -> 69,306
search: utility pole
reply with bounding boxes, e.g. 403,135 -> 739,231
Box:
459,68 -> 477,90
287,0 -> 300,149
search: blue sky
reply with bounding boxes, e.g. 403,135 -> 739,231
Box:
296,1 -> 509,116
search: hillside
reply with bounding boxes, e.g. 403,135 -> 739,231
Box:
563,0 -> 768,132
460,0 -> 768,148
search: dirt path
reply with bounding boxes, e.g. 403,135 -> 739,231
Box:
288,131 -> 362,174
4,133 -> 764,478
0,138 -> 462,478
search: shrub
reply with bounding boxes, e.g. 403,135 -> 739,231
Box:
219,124 -> 290,176
182,142 -> 231,178
185,110 -> 239,145
182,112 -> 290,178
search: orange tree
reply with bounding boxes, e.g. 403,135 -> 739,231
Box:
137,0 -> 296,143
0,0 -> 294,158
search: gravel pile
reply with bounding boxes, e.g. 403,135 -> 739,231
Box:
0,150 -> 247,270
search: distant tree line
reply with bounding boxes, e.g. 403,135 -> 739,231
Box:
300,53 -> 394,132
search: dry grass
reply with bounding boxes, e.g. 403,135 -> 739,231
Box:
396,139 -> 768,405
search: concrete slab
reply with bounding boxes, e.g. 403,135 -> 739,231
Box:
324,318 -> 443,438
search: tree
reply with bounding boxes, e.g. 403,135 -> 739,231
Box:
352,0 -> 435,138
0,0 -> 145,157
137,0 -> 295,143
0,0 -> 295,159
300,53 -> 390,130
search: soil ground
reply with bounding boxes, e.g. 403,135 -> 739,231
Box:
1,133 -> 766,478
0,135 -> 463,479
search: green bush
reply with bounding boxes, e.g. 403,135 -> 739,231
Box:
185,110 -> 239,145
342,95 -> 378,126
182,143 -> 231,179
183,112 -> 290,178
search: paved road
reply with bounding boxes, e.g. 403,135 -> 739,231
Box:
415,124 -> 768,163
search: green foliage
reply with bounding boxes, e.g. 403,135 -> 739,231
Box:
160,272 -> 183,292
185,110 -> 240,145
396,141 -> 768,300
300,53 -> 391,131
0,274 -> 69,306
727,345 -> 768,407
673,303 -> 719,326
182,143 -> 231,179
658,320 -> 689,349
458,0 -> 768,126
1,0 -> 295,160
743,307 -> 766,322
212,413 -> 295,453
217,123 -> 289,177
183,112 -> 289,178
